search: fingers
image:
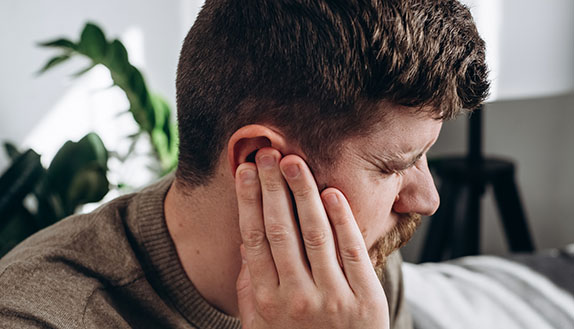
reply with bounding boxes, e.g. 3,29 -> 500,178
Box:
237,148 -> 375,296
236,245 -> 256,329
321,188 -> 379,294
236,149 -> 389,327
235,162 -> 278,289
255,149 -> 309,284
279,155 -> 346,289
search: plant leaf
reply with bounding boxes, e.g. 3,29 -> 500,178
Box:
126,69 -> 154,132
83,133 -> 108,170
150,93 -> 169,130
0,150 -> 44,232
0,204 -> 38,258
44,133 -> 108,215
65,166 -> 109,212
33,191 -> 64,229
78,23 -> 107,62
3,142 -> 21,160
70,63 -> 97,78
37,54 -> 71,75
106,39 -> 130,75
149,93 -> 178,173
37,38 -> 77,50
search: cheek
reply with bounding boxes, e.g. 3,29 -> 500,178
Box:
338,175 -> 401,243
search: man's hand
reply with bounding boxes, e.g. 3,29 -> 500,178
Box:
235,148 -> 389,329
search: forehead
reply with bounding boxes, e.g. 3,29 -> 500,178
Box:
348,106 -> 443,159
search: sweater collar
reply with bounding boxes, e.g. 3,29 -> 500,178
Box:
134,175 -> 241,329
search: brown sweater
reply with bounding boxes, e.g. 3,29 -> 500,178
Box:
0,176 -> 412,328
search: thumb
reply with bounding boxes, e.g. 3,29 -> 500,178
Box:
236,245 -> 255,329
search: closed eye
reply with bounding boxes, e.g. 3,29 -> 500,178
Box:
382,153 -> 425,176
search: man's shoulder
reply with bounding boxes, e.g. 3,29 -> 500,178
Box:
1,192 -> 143,277
0,193 -> 146,327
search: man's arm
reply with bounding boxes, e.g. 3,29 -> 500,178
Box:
234,148 -> 389,329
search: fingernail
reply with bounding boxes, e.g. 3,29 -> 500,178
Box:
258,154 -> 275,168
283,164 -> 300,178
239,169 -> 256,183
325,193 -> 339,206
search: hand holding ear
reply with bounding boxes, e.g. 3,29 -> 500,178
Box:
234,148 -> 389,329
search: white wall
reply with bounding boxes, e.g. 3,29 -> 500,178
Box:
0,0 -> 203,173
1,1 -> 573,258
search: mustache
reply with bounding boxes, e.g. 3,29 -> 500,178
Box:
369,213 -> 422,277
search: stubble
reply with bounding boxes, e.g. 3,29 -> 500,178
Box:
369,213 -> 422,277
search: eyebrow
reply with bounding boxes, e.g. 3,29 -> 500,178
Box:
370,150 -> 425,172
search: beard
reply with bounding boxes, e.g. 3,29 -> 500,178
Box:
369,213 -> 422,277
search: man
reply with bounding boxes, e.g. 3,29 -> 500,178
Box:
0,0 -> 488,328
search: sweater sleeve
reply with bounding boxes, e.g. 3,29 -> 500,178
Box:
0,311 -> 54,329
0,260 -> 86,329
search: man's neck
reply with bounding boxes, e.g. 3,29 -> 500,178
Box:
164,170 -> 242,316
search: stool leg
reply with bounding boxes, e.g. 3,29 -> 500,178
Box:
451,183 -> 482,258
492,171 -> 535,252
420,180 -> 460,262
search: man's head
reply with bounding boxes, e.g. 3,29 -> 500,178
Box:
175,0 -> 489,268
175,0 -> 489,188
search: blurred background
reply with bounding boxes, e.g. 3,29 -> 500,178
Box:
1,0 -> 573,261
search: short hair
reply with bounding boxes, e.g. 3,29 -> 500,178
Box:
176,0 -> 489,187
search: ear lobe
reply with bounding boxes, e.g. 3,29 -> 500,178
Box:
227,124 -> 288,176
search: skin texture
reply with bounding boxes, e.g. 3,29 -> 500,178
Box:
317,108 -> 442,272
163,105 -> 442,325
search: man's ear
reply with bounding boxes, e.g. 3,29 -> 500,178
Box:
227,124 -> 291,176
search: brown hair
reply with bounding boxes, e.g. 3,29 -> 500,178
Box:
176,0 -> 490,186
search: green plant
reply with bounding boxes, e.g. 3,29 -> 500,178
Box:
0,134 -> 109,257
38,22 -> 178,174
0,22 -> 178,257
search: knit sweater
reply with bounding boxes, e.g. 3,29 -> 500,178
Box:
0,175 -> 412,328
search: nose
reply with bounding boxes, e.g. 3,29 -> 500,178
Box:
392,158 -> 440,216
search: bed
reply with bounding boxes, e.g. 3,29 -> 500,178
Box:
403,244 -> 574,329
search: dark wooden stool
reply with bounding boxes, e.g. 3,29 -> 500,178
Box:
419,106 -> 535,262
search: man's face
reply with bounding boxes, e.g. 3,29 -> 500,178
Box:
315,106 -> 442,267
